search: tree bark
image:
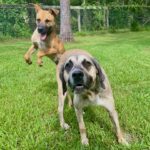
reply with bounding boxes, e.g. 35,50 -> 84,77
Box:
60,0 -> 74,42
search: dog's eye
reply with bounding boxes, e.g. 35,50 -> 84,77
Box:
37,18 -> 41,22
65,61 -> 73,72
82,60 -> 92,70
45,19 -> 50,23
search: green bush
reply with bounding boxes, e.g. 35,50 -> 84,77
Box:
109,26 -> 117,33
0,7 -> 31,38
130,20 -> 140,31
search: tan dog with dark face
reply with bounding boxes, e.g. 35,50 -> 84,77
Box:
57,50 -> 128,146
24,4 -> 65,66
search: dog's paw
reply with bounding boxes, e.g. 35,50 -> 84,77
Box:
26,60 -> 32,65
38,63 -> 43,67
37,60 -> 43,67
61,123 -> 70,130
24,55 -> 32,65
118,137 -> 129,146
81,137 -> 89,146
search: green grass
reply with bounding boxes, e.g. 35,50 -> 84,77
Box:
0,31 -> 150,150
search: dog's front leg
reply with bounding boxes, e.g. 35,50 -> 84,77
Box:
24,45 -> 36,64
58,92 -> 70,130
98,98 -> 128,145
37,48 -> 57,66
75,107 -> 89,145
57,69 -> 70,130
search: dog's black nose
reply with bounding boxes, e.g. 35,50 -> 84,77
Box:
38,27 -> 45,34
72,69 -> 84,80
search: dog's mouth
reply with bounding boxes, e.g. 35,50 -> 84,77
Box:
74,84 -> 84,92
38,26 -> 53,41
40,33 -> 47,41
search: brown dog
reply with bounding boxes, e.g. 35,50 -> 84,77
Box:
24,4 -> 65,66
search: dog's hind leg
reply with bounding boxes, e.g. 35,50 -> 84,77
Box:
24,44 -> 36,64
98,98 -> 129,145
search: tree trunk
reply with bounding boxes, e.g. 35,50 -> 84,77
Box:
103,6 -> 109,29
77,9 -> 81,32
60,0 -> 74,42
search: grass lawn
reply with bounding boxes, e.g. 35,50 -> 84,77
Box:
0,31 -> 150,150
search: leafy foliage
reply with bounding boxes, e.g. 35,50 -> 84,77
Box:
0,1 -> 149,37
0,7 -> 31,37
1,0 -> 150,6
130,20 -> 140,31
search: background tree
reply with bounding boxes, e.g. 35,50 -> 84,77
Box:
60,0 -> 74,42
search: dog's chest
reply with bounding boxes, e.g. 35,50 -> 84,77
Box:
87,94 -> 101,104
37,40 -> 47,50
31,29 -> 50,50
75,92 -> 104,107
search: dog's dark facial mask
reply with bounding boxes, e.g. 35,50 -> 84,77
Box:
67,58 -> 105,93
69,67 -> 94,94
60,60 -> 93,94
59,56 -> 105,95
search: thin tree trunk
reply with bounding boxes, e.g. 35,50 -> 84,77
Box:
60,0 -> 74,42
77,9 -> 81,32
103,6 -> 109,29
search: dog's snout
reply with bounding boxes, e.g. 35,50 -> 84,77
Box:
38,27 -> 45,34
72,70 -> 84,80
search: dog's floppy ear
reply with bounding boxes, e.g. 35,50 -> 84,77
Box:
49,8 -> 59,16
59,65 -> 67,95
92,58 -> 105,89
34,4 -> 41,13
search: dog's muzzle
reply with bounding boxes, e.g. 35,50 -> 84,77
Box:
69,68 -> 85,92
38,26 -> 47,35
37,24 -> 52,41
